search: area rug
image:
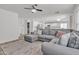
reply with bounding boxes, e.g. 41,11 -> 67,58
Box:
0,39 -> 43,55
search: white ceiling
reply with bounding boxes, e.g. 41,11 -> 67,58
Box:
0,4 -> 74,14
0,4 -> 75,22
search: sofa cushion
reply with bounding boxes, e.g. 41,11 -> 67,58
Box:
72,32 -> 79,49
45,35 -> 55,39
56,31 -> 64,38
67,33 -> 77,48
38,35 -> 46,38
38,35 -> 56,42
42,29 -> 50,35
50,30 -> 56,36
59,33 -> 70,46
74,38 -> 79,49
38,35 -> 55,39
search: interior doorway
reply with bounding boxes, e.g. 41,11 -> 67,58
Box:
27,22 -> 30,34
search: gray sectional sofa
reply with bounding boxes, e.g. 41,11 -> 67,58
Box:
24,29 -> 71,42
38,35 -> 55,42
41,30 -> 79,55
24,29 -> 79,55
24,34 -> 55,42
38,29 -> 70,42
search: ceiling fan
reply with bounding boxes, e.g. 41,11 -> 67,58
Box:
24,4 -> 43,13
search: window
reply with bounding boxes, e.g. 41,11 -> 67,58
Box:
45,23 -> 68,29
76,10 -> 79,31
50,23 -> 60,29
60,23 -> 67,29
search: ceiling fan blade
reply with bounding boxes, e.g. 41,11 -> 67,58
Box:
36,9 -> 43,11
32,5 -> 36,9
32,4 -> 38,9
24,8 -> 32,9
34,4 -> 37,6
24,4 -> 43,13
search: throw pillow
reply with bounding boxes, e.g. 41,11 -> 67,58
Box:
59,33 -> 70,46
56,31 -> 64,38
67,32 -> 77,48
74,38 -> 79,49
73,32 -> 79,49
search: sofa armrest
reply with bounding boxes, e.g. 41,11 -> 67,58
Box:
50,38 -> 59,44
41,42 -> 79,55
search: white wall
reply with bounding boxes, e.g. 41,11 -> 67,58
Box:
76,11 -> 79,30
23,14 -> 70,34
75,6 -> 79,31
0,9 -> 19,43
18,17 -> 25,34
71,5 -> 79,30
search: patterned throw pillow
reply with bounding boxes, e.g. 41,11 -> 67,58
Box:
67,33 -> 77,48
56,31 -> 64,38
73,33 -> 79,49
59,32 -> 79,49
74,38 -> 79,49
